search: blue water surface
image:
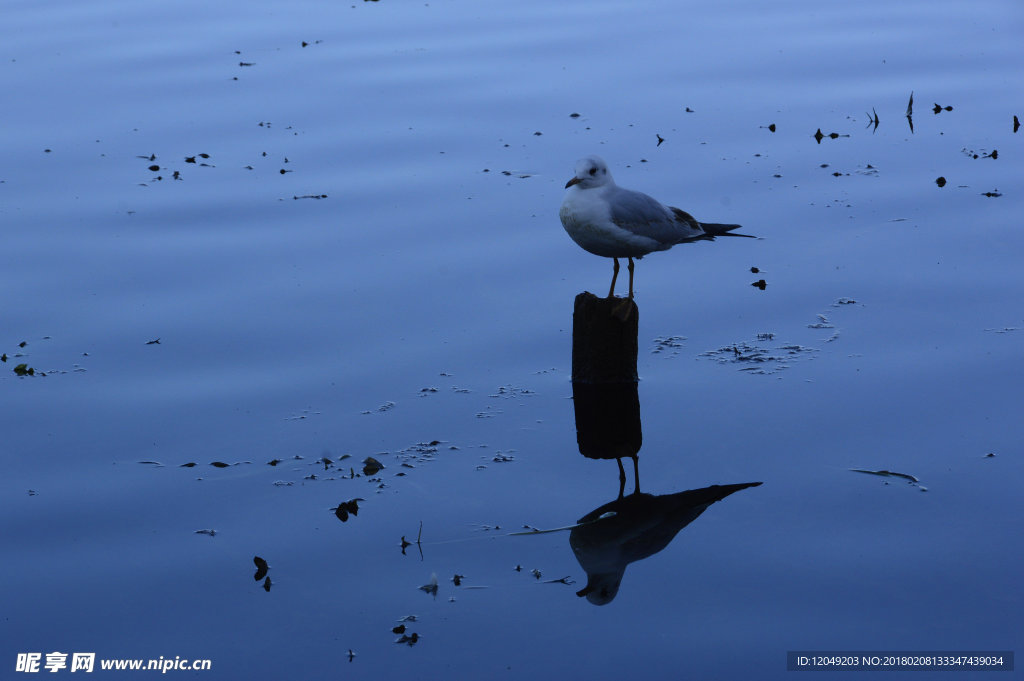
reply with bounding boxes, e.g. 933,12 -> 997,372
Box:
3,0 -> 1022,679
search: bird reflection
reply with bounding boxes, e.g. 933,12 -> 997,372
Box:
569,291 -> 761,605
570,483 -> 762,605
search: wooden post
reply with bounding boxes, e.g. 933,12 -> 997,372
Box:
571,292 -> 642,496
571,292 -> 638,384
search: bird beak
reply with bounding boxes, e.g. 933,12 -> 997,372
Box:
565,176 -> 581,188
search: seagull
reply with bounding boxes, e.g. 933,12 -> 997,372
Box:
559,155 -> 751,298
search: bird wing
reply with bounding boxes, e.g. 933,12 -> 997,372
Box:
606,186 -> 705,244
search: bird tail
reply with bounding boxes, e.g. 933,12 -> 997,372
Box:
701,222 -> 754,238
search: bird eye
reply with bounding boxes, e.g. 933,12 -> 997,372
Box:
589,167 -> 597,175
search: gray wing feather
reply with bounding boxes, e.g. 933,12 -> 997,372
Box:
606,186 -> 704,244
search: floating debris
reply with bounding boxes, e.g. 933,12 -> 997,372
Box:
395,633 -> 419,646
419,573 -> 439,597
936,176 -> 947,187
137,461 -> 164,467
849,468 -> 918,483
981,190 -> 1002,198
865,107 -> 879,132
544,576 -> 577,586
263,576 -> 272,592
392,625 -> 406,634
210,461 -> 230,468
813,129 -> 849,144
452,574 -> 463,586
807,314 -> 834,329
701,338 -> 816,374
362,457 -> 384,476
752,279 -> 767,290
180,462 -> 197,468
656,134 -> 665,147
13,364 -> 35,376
145,338 -> 161,345
850,468 -> 926,490
195,529 -> 217,537
490,385 -> 534,399
531,569 -> 542,580
363,401 -> 395,414
651,335 -> 687,355
932,103 -> 953,114
253,556 -> 268,581
333,498 -> 364,522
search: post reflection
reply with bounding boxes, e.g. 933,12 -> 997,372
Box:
569,292 -> 761,605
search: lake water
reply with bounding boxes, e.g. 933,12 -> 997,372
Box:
3,0 -> 1022,679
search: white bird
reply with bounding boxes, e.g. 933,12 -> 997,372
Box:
559,155 -> 750,298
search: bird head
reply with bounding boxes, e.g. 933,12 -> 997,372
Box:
565,155 -> 613,189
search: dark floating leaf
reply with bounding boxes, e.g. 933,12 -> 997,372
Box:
148,165 -> 160,171
195,529 -> 216,537
180,462 -> 197,467
981,190 -> 1002,197
752,279 -> 767,290
267,458 -> 282,466
932,103 -> 953,114
347,650 -> 356,662
263,576 -> 272,592
395,633 -> 419,646
452,574 -> 463,586
254,556 -> 268,581
210,461 -> 230,468
333,498 -> 364,522
1014,115 -> 1020,133
935,176 -> 947,187
362,456 -> 384,475
656,134 -> 665,147
185,156 -> 196,163
906,90 -> 914,117
750,267 -> 760,273
19,341 -> 28,348
392,625 -> 406,634
239,61 -> 254,67
13,364 -> 35,376
985,452 -> 996,458
813,128 -> 824,144
146,338 -> 161,345
569,112 -> 580,118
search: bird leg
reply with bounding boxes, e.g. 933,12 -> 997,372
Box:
616,458 -> 627,499
607,258 -> 620,298
627,257 -> 635,299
